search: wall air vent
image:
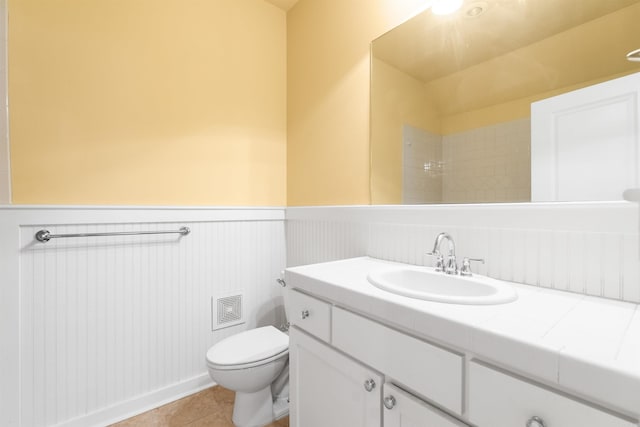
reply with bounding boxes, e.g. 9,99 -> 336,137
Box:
211,292 -> 245,331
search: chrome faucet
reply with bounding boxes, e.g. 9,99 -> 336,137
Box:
428,232 -> 458,275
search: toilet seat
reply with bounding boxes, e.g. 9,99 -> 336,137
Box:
206,325 -> 289,371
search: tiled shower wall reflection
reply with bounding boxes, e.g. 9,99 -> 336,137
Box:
402,119 -> 531,203
402,125 -> 442,204
443,118 -> 530,203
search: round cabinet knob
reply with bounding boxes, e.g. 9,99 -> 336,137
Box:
301,310 -> 310,319
383,395 -> 396,410
364,379 -> 376,392
526,416 -> 546,427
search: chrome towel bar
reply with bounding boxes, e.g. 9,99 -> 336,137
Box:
35,226 -> 191,243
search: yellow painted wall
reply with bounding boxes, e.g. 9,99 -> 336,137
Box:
9,0 -> 286,205
287,0 -> 430,206
370,58 -> 440,204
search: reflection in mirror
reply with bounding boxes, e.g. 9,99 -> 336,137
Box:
370,0 -> 640,204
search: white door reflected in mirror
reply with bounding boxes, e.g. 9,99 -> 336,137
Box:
531,72 -> 640,201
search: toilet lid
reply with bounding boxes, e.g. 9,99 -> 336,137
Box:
206,326 -> 289,367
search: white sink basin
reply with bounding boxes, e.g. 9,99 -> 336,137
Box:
367,266 -> 517,305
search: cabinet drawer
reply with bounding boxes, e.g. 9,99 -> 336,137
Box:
332,307 -> 463,415
289,290 -> 331,342
468,361 -> 636,427
383,383 -> 469,427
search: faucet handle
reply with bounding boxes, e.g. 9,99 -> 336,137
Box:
460,257 -> 485,276
426,252 -> 445,272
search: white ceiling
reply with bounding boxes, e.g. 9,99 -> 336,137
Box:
264,0 -> 300,12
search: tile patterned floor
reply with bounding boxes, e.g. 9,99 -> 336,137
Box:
110,386 -> 289,427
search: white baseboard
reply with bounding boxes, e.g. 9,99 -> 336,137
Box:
56,374 -> 215,427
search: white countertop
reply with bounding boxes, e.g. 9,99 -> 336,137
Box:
286,257 -> 640,418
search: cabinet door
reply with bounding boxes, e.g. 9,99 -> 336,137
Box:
383,383 -> 469,427
289,327 -> 382,427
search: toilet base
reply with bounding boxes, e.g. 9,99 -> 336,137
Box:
230,386 -> 290,427
273,394 -> 289,420
231,387 -> 275,427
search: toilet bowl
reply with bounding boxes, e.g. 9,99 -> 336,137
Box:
206,325 -> 289,427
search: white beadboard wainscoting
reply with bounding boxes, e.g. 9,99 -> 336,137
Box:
286,203 -> 640,303
0,207 -> 286,427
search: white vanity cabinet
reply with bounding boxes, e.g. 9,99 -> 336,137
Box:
286,259 -> 640,427
289,289 -> 469,427
287,287 -> 638,427
468,361 -> 636,427
289,327 -> 382,427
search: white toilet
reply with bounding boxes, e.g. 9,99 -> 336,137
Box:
206,283 -> 290,427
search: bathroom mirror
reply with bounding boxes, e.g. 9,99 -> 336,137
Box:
370,0 -> 640,204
